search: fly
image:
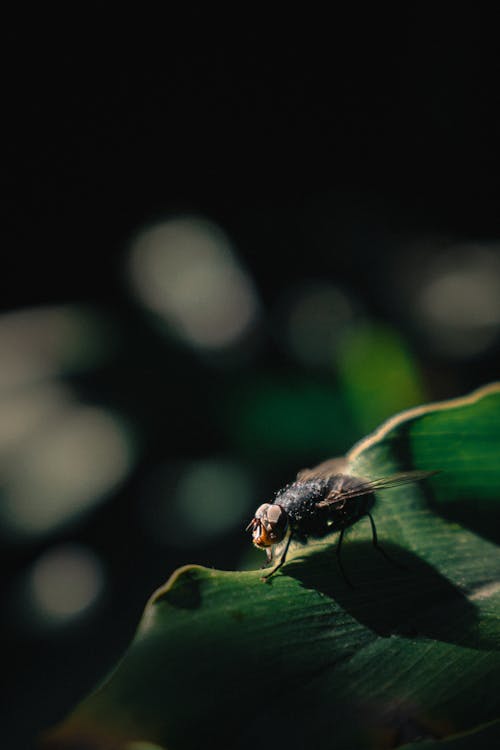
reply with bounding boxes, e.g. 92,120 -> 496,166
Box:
246,457 -> 438,583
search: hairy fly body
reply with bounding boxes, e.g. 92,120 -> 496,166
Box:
246,458 -> 437,583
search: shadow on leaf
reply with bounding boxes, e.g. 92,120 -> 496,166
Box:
282,541 -> 499,652
428,496 -> 500,547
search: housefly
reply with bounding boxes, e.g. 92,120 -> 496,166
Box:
246,457 -> 437,583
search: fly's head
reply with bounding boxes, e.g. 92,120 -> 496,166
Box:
246,503 -> 288,549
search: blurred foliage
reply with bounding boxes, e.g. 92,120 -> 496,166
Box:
44,384 -> 500,750
337,323 -> 425,433
222,325 -> 426,463
224,375 -> 357,462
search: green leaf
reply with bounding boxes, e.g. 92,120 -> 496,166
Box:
398,718 -> 500,749
43,384 -> 500,750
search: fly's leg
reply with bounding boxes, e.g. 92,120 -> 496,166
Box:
367,513 -> 406,570
260,546 -> 274,570
262,531 -> 293,582
336,528 -> 354,587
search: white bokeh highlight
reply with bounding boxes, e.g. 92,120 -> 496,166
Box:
0,305 -> 106,391
29,543 -> 104,624
129,216 -> 259,349
413,245 -> 500,357
0,405 -> 134,538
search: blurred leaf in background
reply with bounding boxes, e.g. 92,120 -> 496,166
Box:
337,322 -> 426,434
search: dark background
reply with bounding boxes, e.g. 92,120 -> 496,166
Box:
3,10 -> 500,748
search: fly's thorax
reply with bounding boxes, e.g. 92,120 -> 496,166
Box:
275,478 -> 331,522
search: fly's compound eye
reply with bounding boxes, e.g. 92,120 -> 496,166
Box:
246,503 -> 288,548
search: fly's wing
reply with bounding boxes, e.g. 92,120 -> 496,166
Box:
315,470 -> 439,508
296,456 -> 348,482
